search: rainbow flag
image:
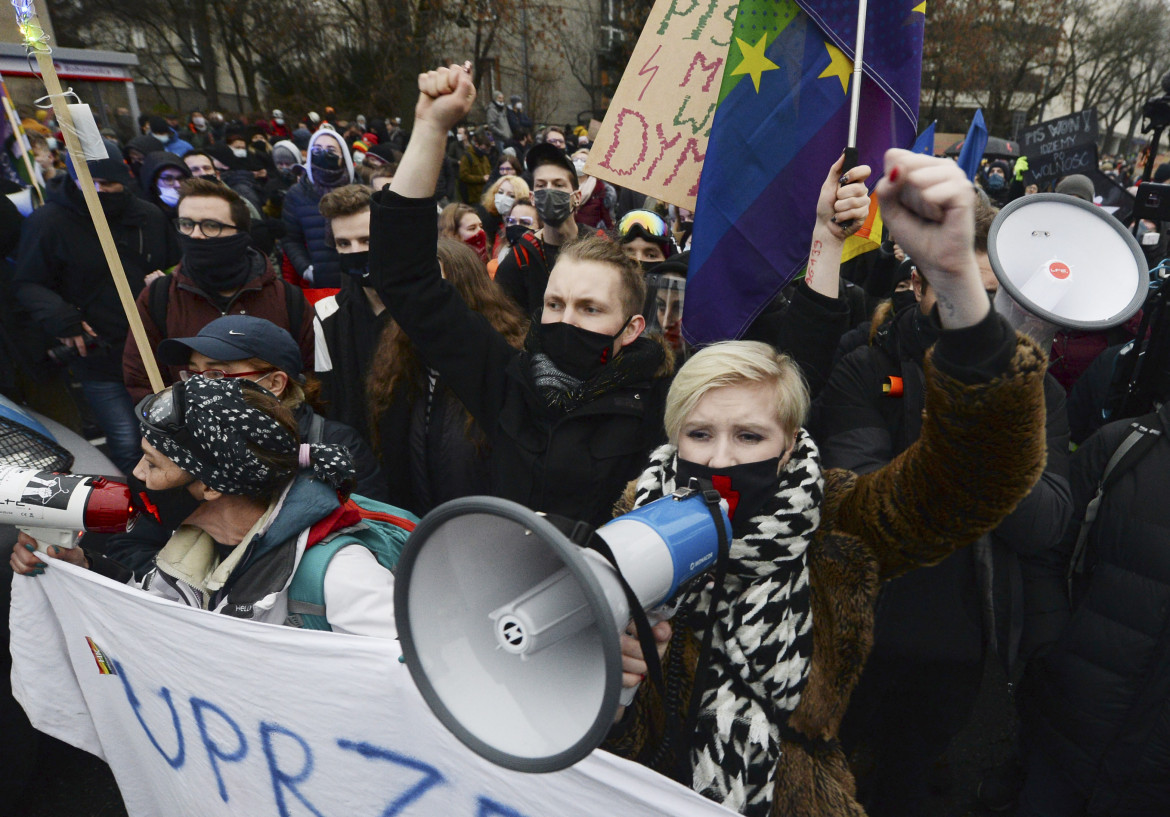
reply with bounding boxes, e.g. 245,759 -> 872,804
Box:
684,0 -> 925,345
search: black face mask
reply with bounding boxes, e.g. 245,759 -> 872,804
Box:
890,289 -> 917,313
338,250 -> 370,281
310,150 -> 342,171
538,318 -> 629,381
505,224 -> 532,246
178,232 -> 254,292
98,190 -> 132,219
676,456 -> 781,532
639,259 -> 661,274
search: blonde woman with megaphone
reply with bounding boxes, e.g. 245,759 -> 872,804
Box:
606,150 -> 1050,817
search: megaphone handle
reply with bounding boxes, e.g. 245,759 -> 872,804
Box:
618,606 -> 675,706
18,526 -> 76,553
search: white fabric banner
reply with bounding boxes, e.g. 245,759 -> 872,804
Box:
10,560 -> 735,817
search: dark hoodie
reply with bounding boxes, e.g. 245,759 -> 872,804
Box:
125,134 -> 166,179
205,143 -> 264,210
139,151 -> 190,218
12,174 -> 180,381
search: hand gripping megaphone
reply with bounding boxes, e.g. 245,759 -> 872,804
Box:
988,193 -> 1148,349
394,483 -> 730,773
0,465 -> 134,551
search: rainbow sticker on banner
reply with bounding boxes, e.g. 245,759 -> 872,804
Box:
86,636 -> 117,675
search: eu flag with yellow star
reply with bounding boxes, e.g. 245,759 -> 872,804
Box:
683,0 -> 925,345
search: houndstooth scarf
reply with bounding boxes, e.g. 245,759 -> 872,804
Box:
633,431 -> 822,816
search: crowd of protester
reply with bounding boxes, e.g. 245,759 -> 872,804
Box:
4,62 -> 1170,817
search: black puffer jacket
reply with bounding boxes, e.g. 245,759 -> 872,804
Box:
1022,404 -> 1170,816
13,175 -> 180,381
281,177 -> 339,287
369,190 -> 673,528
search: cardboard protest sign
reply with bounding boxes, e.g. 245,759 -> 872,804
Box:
585,0 -> 737,210
10,560 -> 738,817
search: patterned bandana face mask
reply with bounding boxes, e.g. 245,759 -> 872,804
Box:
136,377 -> 354,497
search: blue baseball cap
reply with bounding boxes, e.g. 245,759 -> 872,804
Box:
158,315 -> 304,381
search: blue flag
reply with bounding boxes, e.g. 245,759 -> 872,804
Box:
912,121 -> 936,155
956,110 -> 988,182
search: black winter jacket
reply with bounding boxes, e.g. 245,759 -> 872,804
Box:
815,304 -> 1073,671
13,175 -> 180,381
374,372 -> 493,517
369,190 -> 672,528
281,177 -> 340,287
1022,404 -> 1170,816
312,277 -> 386,436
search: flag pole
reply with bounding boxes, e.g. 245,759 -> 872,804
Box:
843,0 -> 869,172
12,0 -> 165,394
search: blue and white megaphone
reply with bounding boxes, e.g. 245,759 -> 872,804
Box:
394,485 -> 729,773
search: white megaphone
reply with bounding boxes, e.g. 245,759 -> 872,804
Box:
988,193 -> 1148,348
394,485 -> 730,773
0,465 -> 134,551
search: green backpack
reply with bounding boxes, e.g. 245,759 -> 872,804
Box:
286,494 -> 419,631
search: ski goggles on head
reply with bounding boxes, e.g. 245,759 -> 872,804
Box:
136,383 -> 196,451
618,209 -> 669,241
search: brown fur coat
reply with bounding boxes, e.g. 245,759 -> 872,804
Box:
604,334 -> 1049,817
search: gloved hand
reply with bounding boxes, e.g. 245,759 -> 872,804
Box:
1014,156 -> 1029,181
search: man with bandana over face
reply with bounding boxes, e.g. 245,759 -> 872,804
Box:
121,177 -> 313,403
14,141 -> 180,475
281,129 -> 355,289
368,63 -> 675,528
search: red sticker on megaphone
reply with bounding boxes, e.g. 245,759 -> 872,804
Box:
1048,261 -> 1071,280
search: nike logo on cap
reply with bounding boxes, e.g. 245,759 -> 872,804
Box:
228,330 -> 245,335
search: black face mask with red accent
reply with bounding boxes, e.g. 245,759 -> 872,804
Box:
124,472 -> 200,533
676,456 -> 781,534
537,317 -> 630,381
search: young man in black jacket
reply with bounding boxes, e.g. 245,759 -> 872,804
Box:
14,143 -> 180,474
313,184 -> 385,438
368,62 -> 672,528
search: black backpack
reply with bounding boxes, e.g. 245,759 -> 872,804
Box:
1067,404 -> 1168,601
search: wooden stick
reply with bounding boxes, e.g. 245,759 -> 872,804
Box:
31,51 -> 165,394
0,75 -> 44,205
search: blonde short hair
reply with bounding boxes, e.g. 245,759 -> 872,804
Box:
664,341 -> 809,443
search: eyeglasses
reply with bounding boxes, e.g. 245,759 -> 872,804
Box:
505,215 -> 537,228
174,217 -> 238,238
178,368 -> 275,382
618,209 -> 669,239
157,173 -> 185,187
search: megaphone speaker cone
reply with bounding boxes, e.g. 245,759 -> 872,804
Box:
394,497 -> 624,773
988,193 -> 1147,331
